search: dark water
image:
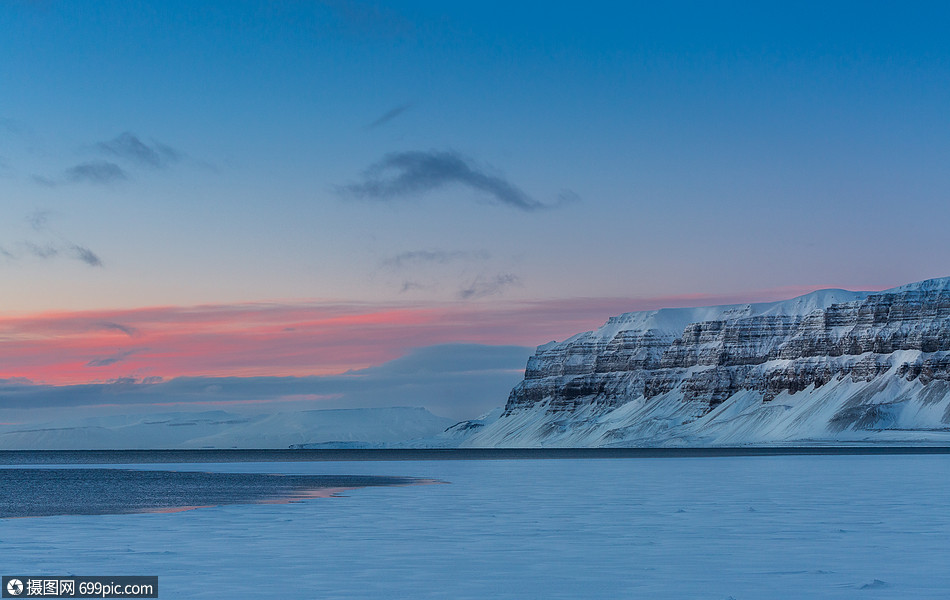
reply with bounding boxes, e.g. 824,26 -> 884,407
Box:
0,447 -> 949,464
3,448 -> 948,519
0,468 -> 421,518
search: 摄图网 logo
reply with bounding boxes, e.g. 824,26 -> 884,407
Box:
5,579 -> 23,596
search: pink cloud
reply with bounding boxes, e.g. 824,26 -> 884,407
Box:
0,284 -> 854,384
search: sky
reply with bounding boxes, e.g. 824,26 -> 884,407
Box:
2,1 -> 950,421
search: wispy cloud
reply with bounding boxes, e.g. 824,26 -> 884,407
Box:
341,150 -> 546,211
86,349 -> 139,368
70,244 -> 103,267
63,160 -> 128,184
24,242 -> 59,259
33,160 -> 129,187
28,210 -> 50,231
381,249 -> 490,269
97,132 -> 180,168
34,132 -> 181,185
95,322 -> 140,337
459,273 -> 520,300
399,281 -> 426,293
380,249 -> 495,296
366,103 -> 411,129
2,240 -> 103,267
0,212 -> 103,268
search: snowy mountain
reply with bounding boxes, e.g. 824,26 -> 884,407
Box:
457,277 -> 950,447
0,407 -> 454,449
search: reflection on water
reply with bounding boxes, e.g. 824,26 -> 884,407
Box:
0,469 -> 427,518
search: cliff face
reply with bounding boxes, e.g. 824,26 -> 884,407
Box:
461,278 -> 950,447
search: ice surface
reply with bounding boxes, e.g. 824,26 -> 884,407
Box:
3,455 -> 949,599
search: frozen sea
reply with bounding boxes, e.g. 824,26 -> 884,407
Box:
2,452 -> 949,599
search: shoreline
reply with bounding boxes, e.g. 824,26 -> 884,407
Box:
3,446 -> 950,464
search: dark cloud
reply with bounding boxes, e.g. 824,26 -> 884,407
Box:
399,281 -> 426,293
69,244 -> 103,267
64,160 -> 127,184
86,349 -> 138,368
95,322 -> 140,337
97,132 -> 180,168
381,249 -> 490,269
5,241 -> 103,267
33,132 -> 181,186
366,104 -> 411,129
85,357 -> 120,367
341,150 -> 545,211
1,212 -> 104,268
459,273 -> 520,300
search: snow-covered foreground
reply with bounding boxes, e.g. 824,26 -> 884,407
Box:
3,456 -> 950,599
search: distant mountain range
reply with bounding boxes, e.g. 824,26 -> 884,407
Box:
0,408 -> 453,450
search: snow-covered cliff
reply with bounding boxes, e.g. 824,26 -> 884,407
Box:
458,277 -> 950,446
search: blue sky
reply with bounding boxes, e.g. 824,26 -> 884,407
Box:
2,1 -> 950,418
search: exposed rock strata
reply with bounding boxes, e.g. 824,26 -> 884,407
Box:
464,278 -> 950,447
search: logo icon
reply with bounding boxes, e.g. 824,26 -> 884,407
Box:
6,579 -> 24,596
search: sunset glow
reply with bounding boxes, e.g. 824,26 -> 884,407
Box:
1,285 -> 851,386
